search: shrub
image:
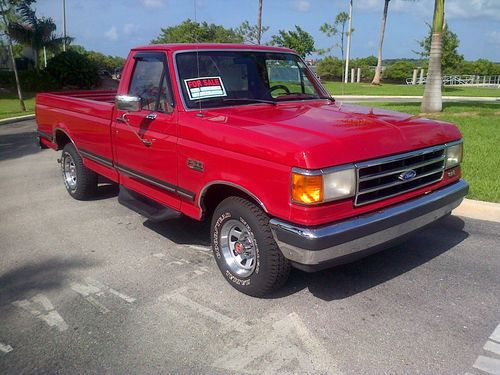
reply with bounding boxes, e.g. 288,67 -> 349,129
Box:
46,50 -> 100,89
19,69 -> 59,91
316,57 -> 343,80
383,61 -> 415,82
0,69 -> 59,92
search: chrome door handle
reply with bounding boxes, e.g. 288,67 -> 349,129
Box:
145,112 -> 157,120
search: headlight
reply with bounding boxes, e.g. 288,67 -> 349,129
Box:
292,165 -> 356,204
446,141 -> 463,169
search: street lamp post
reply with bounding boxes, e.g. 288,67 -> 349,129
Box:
344,0 -> 353,83
62,0 -> 67,51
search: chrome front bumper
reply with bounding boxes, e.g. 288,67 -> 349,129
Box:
270,179 -> 469,271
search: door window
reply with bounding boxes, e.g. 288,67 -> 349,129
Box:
128,55 -> 172,112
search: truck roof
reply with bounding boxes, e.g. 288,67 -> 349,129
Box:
131,43 -> 296,54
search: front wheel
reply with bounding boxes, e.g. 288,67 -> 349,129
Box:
61,143 -> 97,200
211,197 -> 290,297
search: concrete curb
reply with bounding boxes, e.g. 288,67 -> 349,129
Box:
453,198 -> 500,223
0,114 -> 35,125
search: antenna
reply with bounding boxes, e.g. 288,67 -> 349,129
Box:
194,0 -> 203,116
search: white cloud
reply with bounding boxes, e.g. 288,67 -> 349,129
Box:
139,0 -> 165,8
105,26 -> 119,41
356,0 -> 500,21
488,31 -> 500,45
292,0 -> 311,12
446,0 -> 500,20
123,23 -> 139,35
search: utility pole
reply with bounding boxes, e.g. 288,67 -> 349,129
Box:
344,0 -> 353,83
62,0 -> 67,51
256,0 -> 263,44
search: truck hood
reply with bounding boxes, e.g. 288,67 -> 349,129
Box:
196,101 -> 462,168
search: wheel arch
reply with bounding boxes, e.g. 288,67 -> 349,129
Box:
54,128 -> 75,151
199,181 -> 268,220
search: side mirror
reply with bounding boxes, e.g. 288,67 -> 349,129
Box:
116,95 -> 142,112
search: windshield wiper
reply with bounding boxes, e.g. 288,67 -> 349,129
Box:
221,98 -> 277,106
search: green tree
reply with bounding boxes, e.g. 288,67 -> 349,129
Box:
319,12 -> 350,82
69,45 -> 125,71
471,59 -> 495,76
236,20 -> 269,45
372,0 -> 390,85
421,0 -> 445,113
7,1 -> 70,68
0,0 -> 33,111
151,19 -> 243,44
270,25 -> 314,57
418,22 -> 463,74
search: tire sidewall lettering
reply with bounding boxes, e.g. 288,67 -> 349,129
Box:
238,216 -> 260,275
213,212 -> 231,260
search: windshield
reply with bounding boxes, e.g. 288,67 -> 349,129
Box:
175,50 -> 327,109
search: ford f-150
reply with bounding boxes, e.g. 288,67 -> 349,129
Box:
36,43 -> 468,296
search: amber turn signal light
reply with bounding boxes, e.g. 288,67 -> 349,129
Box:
292,173 -> 323,204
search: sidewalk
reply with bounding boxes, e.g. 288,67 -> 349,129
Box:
454,198 -> 500,223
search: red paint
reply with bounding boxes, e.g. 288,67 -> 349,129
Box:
36,44 -> 463,227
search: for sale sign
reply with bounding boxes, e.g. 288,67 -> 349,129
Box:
184,76 -> 227,100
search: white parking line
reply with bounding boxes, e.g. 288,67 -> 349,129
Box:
212,312 -> 338,374
484,340 -> 500,356
473,356 -> 500,375
0,342 -> 13,354
12,294 -> 68,332
70,278 -> 136,313
161,292 -> 250,333
491,323 -> 500,343
186,245 -> 212,253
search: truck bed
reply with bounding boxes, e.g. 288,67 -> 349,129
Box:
36,90 -> 117,168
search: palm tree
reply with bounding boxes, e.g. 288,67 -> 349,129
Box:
0,0 -> 25,111
8,2 -> 69,68
421,0 -> 445,113
256,0 -> 263,44
372,0 -> 390,85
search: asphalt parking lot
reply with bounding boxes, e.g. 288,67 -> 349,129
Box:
1,120 -> 499,374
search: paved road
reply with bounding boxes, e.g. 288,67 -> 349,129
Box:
1,120 -> 499,374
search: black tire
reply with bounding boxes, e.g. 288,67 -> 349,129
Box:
61,143 -> 98,200
211,196 -> 290,297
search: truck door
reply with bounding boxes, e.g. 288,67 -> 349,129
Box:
113,51 -> 181,210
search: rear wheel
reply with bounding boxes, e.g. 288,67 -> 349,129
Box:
61,143 -> 97,200
211,196 -> 290,297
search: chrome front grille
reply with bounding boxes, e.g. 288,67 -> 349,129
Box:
355,145 -> 446,206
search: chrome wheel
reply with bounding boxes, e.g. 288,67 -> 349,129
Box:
219,219 -> 257,277
63,152 -> 77,190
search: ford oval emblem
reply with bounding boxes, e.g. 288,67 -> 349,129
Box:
399,169 -> 417,181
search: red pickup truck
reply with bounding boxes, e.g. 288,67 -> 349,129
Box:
36,43 -> 468,296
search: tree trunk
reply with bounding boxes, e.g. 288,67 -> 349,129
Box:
33,48 -> 39,69
372,0 -> 390,85
421,0 -> 444,113
0,1 -> 26,112
256,0 -> 263,44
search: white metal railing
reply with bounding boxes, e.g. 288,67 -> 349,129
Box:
406,74 -> 500,87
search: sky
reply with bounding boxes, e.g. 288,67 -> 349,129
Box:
33,0 -> 500,61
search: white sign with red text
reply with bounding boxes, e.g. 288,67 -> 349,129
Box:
184,76 -> 227,100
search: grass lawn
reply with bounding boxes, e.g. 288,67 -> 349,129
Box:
324,82 -> 500,97
358,101 -> 500,203
0,92 -> 36,120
